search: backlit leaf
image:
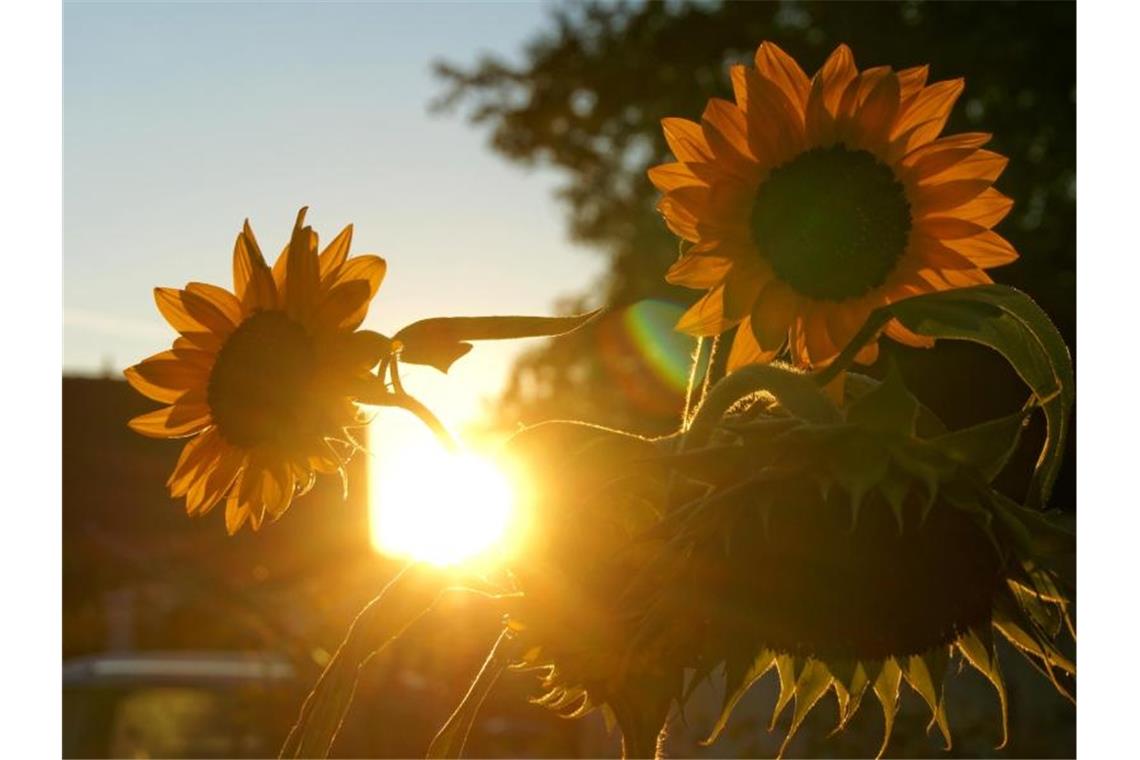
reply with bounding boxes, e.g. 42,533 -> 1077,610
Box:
281,565 -> 449,758
845,362 -> 919,436
394,310 -> 602,372
883,285 -> 1073,507
931,409 -> 1029,482
428,630 -> 518,758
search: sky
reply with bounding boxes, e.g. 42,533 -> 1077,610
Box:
64,0 -> 608,428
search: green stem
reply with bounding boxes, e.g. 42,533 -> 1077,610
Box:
680,336 -> 705,432
353,377 -> 459,453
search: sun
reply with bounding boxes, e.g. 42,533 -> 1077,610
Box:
369,414 -> 520,567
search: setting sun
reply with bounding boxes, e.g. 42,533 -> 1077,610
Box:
369,414 -> 519,567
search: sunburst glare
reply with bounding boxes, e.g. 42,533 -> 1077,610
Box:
369,413 -> 520,567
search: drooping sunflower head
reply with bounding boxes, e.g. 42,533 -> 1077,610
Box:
651,42 -> 1018,370
635,371 -> 1074,757
497,421 -> 682,751
125,208 -> 390,533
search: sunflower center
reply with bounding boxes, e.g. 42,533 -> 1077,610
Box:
751,146 -> 911,301
208,310 -> 317,449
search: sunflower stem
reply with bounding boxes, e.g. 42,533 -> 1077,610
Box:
680,336 -> 705,432
380,393 -> 459,452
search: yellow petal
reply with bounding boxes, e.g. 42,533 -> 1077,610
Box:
661,117 -> 714,162
754,41 -> 810,109
233,222 -> 277,311
185,282 -> 243,325
168,429 -> 224,498
154,287 -> 237,338
124,349 -> 211,404
944,230 -> 1019,267
319,224 -> 354,282
129,404 -> 212,439
726,317 -> 777,371
749,280 -> 800,351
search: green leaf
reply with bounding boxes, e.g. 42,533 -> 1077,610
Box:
930,409 -> 1029,482
884,285 -> 1074,507
394,310 -> 602,372
280,565 -> 449,758
428,630 -> 519,759
845,362 -> 919,436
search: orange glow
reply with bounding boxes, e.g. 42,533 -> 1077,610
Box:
369,415 -> 521,567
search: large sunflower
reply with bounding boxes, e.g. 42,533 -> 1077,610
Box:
650,42 -> 1018,369
125,208 -> 389,534
634,369 -> 1074,758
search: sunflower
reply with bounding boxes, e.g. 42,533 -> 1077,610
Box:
650,42 -> 1018,370
125,208 -> 389,534
634,370 -> 1074,757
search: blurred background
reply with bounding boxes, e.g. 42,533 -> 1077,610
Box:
63,1 -> 1074,757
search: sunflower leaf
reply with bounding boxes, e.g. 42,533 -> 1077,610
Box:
281,564 -> 449,758
845,362 -> 919,436
882,285 -> 1074,508
394,310 -> 603,373
930,409 -> 1030,482
428,630 -> 518,759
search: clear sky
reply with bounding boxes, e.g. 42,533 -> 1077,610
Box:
64,0 -> 607,427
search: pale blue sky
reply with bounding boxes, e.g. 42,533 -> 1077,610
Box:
64,1 -> 607,424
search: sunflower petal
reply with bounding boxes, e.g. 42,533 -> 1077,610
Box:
313,280 -> 372,334
890,78 -> 965,148
726,317 -> 777,371
124,349 -> 211,404
939,187 -> 1015,228
187,446 -> 243,516
648,162 -> 706,192
944,230 -> 1019,267
329,255 -> 387,330
128,404 -> 212,439
750,280 -> 799,352
281,209 -> 321,322
754,41 -> 810,109
675,284 -> 738,336
665,253 -> 734,289
233,221 -> 278,311
319,224 -> 353,281
851,71 -> 900,151
154,287 -> 237,337
167,429 -> 224,498
701,98 -> 759,175
185,282 -> 243,325
805,44 -> 857,144
897,64 -> 929,101
662,117 -> 714,163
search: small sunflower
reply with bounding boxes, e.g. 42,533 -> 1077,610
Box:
650,42 -> 1018,369
125,208 -> 389,533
